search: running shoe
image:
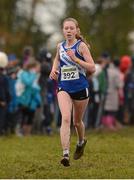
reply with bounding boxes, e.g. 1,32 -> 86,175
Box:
73,139 -> 87,160
60,154 -> 70,167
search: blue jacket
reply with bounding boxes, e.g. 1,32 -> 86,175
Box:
17,70 -> 41,111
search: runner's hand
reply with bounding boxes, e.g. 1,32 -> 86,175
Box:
66,49 -> 76,62
49,70 -> 59,80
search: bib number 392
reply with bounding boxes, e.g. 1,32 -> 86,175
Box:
61,66 -> 79,81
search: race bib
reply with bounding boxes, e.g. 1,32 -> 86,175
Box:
61,66 -> 79,81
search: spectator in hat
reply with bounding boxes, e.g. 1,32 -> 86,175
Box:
8,54 -> 19,68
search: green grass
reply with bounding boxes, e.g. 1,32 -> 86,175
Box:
0,127 -> 134,179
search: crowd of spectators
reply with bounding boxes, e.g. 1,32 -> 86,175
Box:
0,47 -> 133,136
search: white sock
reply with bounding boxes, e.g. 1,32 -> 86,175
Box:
63,149 -> 69,156
77,139 -> 84,146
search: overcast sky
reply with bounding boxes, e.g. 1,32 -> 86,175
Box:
16,0 -> 134,51
17,0 -> 66,33
17,0 -> 66,48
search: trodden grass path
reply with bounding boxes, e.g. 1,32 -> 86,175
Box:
0,126 -> 133,179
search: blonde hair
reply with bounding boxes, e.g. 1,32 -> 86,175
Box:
63,17 -> 90,48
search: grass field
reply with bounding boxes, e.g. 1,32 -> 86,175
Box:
0,126 -> 134,179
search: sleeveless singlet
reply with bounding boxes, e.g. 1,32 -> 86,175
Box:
58,40 -> 89,93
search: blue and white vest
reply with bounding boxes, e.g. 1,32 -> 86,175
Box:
58,40 -> 89,93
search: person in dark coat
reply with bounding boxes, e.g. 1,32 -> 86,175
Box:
0,52 -> 11,135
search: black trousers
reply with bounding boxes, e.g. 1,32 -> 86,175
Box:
0,107 -> 7,135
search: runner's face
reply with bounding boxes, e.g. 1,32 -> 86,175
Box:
63,21 -> 77,41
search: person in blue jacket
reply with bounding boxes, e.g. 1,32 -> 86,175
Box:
17,60 -> 41,136
49,17 -> 95,166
